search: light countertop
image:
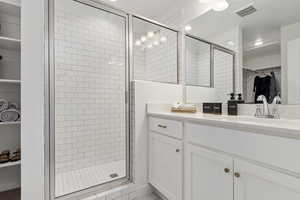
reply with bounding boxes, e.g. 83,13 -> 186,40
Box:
147,107 -> 300,140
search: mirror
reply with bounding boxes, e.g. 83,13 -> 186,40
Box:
132,17 -> 178,84
185,0 -> 300,104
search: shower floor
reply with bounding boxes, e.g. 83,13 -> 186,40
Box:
55,160 -> 126,197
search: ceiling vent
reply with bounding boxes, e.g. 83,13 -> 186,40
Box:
235,5 -> 257,17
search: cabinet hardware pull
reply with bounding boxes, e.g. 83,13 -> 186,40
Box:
176,149 -> 180,152
224,168 -> 230,173
158,124 -> 167,129
234,172 -> 240,178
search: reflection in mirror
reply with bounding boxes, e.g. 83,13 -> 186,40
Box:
186,0 -> 300,104
132,17 -> 178,83
185,36 -> 211,87
213,47 -> 234,103
185,35 -> 235,103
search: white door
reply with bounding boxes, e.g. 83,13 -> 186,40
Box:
149,131 -> 182,200
234,159 -> 300,200
185,144 -> 233,200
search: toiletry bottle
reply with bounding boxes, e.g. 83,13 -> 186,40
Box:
228,93 -> 238,115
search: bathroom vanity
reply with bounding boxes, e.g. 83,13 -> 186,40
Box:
147,106 -> 300,200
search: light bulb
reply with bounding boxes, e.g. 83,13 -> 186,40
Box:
211,0 -> 229,11
135,40 -> 141,46
153,41 -> 160,46
141,36 -> 147,42
254,40 -> 263,46
147,31 -> 154,38
160,36 -> 167,43
185,25 -> 192,32
147,44 -> 153,49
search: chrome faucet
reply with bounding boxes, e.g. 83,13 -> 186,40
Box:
271,96 -> 281,119
255,95 -> 273,118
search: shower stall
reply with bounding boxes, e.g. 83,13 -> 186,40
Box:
49,0 -> 130,198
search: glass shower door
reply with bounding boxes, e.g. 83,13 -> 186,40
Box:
51,0 -> 129,198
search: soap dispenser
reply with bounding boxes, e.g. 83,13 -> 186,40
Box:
227,93 -> 238,116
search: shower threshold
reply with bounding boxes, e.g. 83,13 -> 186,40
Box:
55,160 -> 126,197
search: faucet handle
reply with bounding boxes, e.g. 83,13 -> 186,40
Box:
272,96 -> 281,104
257,95 -> 266,102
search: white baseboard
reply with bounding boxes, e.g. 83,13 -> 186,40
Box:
0,181 -> 20,193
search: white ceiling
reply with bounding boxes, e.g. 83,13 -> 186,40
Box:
188,0 -> 300,48
101,0 -> 182,21
100,0 -> 209,27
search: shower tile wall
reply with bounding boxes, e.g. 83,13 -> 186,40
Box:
186,39 -> 211,86
54,0 -> 126,174
214,49 -> 234,102
133,22 -> 178,83
144,29 -> 177,83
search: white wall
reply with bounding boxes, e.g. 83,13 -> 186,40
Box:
281,22 -> 300,104
21,0 -> 46,200
133,80 -> 183,185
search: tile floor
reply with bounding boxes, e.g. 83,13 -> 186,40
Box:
56,160 -> 126,197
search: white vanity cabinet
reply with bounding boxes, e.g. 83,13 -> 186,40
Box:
148,117 -> 183,200
185,144 -> 233,200
185,144 -> 300,200
148,115 -> 300,200
185,122 -> 300,200
234,159 -> 300,200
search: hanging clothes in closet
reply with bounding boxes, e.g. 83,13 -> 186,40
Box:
253,74 -> 271,103
253,71 -> 280,103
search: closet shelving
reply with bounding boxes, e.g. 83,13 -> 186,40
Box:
0,0 -> 21,198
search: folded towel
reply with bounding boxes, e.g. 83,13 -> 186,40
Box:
0,109 -> 20,122
0,99 -> 8,112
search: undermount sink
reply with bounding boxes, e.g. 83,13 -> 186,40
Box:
224,115 -> 300,127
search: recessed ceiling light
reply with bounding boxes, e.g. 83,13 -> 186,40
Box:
109,0 -> 118,2
254,40 -> 263,46
185,25 -> 192,32
147,31 -> 154,38
147,44 -> 153,49
211,0 -> 229,11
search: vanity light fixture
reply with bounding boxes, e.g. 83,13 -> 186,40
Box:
185,25 -> 192,32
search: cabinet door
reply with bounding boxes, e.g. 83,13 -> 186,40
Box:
234,159 -> 300,200
149,131 -> 182,200
185,144 -> 233,200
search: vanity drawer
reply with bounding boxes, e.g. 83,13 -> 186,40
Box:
149,117 -> 183,139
